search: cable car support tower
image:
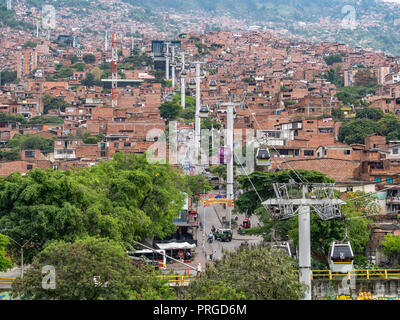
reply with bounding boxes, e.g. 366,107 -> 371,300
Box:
263,182 -> 345,300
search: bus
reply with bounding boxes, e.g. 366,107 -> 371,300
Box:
128,249 -> 167,270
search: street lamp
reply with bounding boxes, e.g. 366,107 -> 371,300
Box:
0,229 -> 38,278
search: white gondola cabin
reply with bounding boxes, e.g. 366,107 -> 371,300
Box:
199,105 -> 209,118
328,241 -> 354,273
181,69 -> 188,78
209,80 -> 217,90
272,242 -> 292,257
189,78 -> 196,89
256,148 -> 271,166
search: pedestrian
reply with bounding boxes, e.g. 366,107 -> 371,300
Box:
197,263 -> 202,276
211,251 -> 216,262
186,250 -> 191,261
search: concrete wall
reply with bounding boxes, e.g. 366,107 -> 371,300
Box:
312,279 -> 400,300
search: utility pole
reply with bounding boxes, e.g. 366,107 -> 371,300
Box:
171,46 -> 175,89
195,62 -> 201,155
181,52 -> 186,109
263,183 -> 345,300
226,104 -> 234,230
165,41 -> 170,81
111,33 -> 118,108
36,20 -> 40,38
298,184 -> 311,300
105,30 -> 108,52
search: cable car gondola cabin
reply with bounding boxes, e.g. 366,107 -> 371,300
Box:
256,148 -> 271,166
189,78 -> 196,89
272,242 -> 292,257
209,80 -> 217,90
199,105 -> 209,118
328,241 -> 354,273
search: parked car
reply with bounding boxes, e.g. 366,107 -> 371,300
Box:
213,228 -> 233,242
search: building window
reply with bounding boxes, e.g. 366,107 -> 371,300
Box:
346,186 -> 353,192
374,177 -> 381,183
114,143 -> 119,148
304,150 -> 314,156
387,177 -> 393,184
27,165 -> 33,170
344,150 -> 351,155
25,151 -> 35,158
393,148 -> 399,155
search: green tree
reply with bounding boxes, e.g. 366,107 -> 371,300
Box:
0,149 -> 20,162
356,107 -> 384,121
42,95 -> 70,114
0,70 -> 17,86
69,55 -> 79,65
183,281 -> 246,300
183,245 -> 305,300
29,115 -> 64,124
323,54 -> 343,66
381,234 -> 400,266
0,153 -> 186,262
354,68 -> 377,87
0,234 -> 13,272
185,175 -> 212,208
159,102 -> 182,121
7,134 -> 54,151
57,66 -> 74,79
73,62 -> 85,72
83,54 -> 96,64
377,113 -> 400,141
11,236 -> 175,300
338,118 -> 379,145
81,73 -> 101,87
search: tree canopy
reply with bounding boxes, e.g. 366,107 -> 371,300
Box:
0,152 -> 186,263
381,234 -> 400,266
42,95 -> 70,114
11,236 -> 175,300
159,102 -> 182,122
355,107 -> 384,121
83,54 -> 96,64
338,113 -> 400,144
323,54 -> 343,66
183,244 -> 306,300
0,234 -> 13,272
7,134 -> 54,152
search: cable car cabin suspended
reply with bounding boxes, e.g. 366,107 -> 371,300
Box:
176,63 -> 182,71
256,148 -> 271,166
199,105 -> 209,118
328,241 -> 354,273
181,69 -> 187,78
189,78 -> 196,89
272,242 -> 292,257
190,64 -> 196,72
209,80 -> 217,90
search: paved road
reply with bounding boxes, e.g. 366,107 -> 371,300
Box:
203,204 -> 263,261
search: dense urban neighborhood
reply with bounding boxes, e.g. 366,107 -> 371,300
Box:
1,0 -> 400,303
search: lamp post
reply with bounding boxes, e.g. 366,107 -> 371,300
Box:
1,230 -> 38,278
